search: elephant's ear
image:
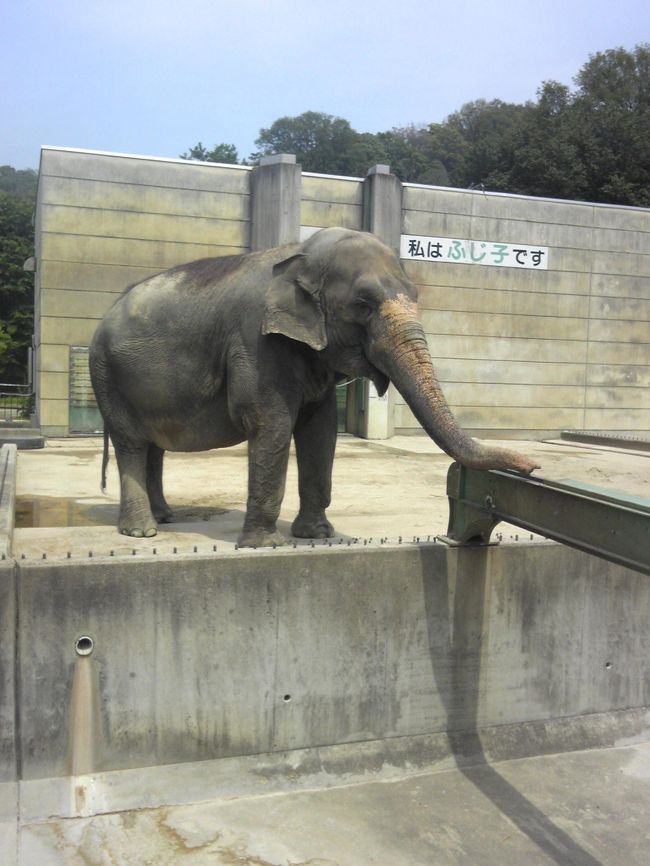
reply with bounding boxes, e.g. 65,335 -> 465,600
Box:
262,253 -> 328,351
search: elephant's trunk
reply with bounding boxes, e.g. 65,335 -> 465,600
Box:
371,296 -> 540,474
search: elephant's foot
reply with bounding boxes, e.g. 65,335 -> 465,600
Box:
119,507 -> 158,538
237,528 -> 286,549
291,512 -> 335,539
120,525 -> 158,538
153,506 -> 174,524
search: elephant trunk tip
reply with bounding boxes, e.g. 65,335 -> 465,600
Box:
465,445 -> 541,475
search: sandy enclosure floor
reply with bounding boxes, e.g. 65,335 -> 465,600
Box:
12,434 -> 650,559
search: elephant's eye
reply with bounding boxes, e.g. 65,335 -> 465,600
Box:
353,297 -> 373,312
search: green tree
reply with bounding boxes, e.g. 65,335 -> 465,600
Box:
250,112 -> 358,174
504,82 -> 587,200
0,165 -> 38,196
430,44 -> 650,205
0,167 -> 37,383
443,98 -> 530,191
384,124 -> 470,186
340,132 -> 390,178
180,142 -> 241,163
572,44 -> 650,206
250,114 -> 449,181
374,128 -> 436,184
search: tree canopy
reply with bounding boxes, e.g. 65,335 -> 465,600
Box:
2,44 -> 649,383
250,112 -> 358,174
182,44 -> 650,207
180,142 -> 241,164
0,167 -> 37,383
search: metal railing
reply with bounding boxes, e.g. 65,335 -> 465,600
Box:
442,462 -> 650,576
0,383 -> 34,423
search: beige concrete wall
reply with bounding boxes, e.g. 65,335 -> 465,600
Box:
35,147 -> 251,434
8,544 -> 650,779
300,173 -> 364,234
400,185 -> 650,438
33,149 -> 649,439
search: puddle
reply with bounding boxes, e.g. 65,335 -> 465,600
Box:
15,496 -> 228,528
15,496 -> 118,528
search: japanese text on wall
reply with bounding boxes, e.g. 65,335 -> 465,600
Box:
400,235 -> 549,270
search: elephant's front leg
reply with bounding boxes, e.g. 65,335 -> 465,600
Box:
239,423 -> 292,548
291,389 -> 337,539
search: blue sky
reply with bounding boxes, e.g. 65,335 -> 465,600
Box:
2,0 -> 649,170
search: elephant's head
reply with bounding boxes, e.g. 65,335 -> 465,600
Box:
263,227 -> 540,474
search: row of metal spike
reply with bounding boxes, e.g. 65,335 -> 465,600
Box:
2,532 -> 541,561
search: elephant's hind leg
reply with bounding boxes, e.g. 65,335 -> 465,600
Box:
146,444 -> 174,523
113,439 -> 158,537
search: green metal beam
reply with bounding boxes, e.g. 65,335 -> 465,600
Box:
443,462 -> 650,576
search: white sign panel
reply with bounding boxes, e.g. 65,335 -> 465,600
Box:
400,235 -> 549,270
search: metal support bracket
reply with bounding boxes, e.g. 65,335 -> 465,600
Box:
442,462 -> 650,576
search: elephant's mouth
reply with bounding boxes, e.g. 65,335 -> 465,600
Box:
335,363 -> 388,395
369,367 -> 390,397
358,350 -> 390,396
332,358 -> 388,396
329,345 -> 389,396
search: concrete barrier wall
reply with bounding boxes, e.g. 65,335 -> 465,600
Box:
33,147 -> 650,438
3,543 -> 649,781
0,562 -> 16,783
35,148 -> 252,434
0,445 -> 16,559
401,185 -> 650,438
301,173 -> 364,234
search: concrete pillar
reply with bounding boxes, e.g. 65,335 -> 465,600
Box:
363,164 -> 402,254
250,154 -> 302,251
359,165 -> 403,439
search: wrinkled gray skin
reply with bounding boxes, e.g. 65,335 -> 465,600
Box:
89,227 -> 540,546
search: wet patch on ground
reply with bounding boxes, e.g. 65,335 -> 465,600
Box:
15,496 -> 228,528
15,496 -> 117,528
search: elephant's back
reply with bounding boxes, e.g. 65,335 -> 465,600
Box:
161,254 -> 248,291
98,268 -> 213,343
90,244 -> 289,368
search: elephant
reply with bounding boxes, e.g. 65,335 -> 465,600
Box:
89,227 -> 539,546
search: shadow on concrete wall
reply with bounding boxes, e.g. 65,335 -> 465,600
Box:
423,546 -> 604,866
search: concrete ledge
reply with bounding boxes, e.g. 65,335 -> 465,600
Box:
0,560 -> 16,785
562,429 -> 650,451
0,429 -> 44,450
0,811 -> 16,866
17,706 -> 650,821
0,416 -> 45,450
0,445 -> 17,558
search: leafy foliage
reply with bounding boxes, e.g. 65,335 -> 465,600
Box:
251,112 -> 359,174
0,167 -> 36,383
189,44 -> 650,208
1,45 -> 646,385
572,44 -> 650,206
180,142 -> 241,164
423,44 -> 650,206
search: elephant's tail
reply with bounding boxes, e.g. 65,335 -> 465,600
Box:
101,427 -> 109,493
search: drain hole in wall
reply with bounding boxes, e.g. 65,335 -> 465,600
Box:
283,694 -> 292,703
75,635 -> 94,657
605,661 -> 612,670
